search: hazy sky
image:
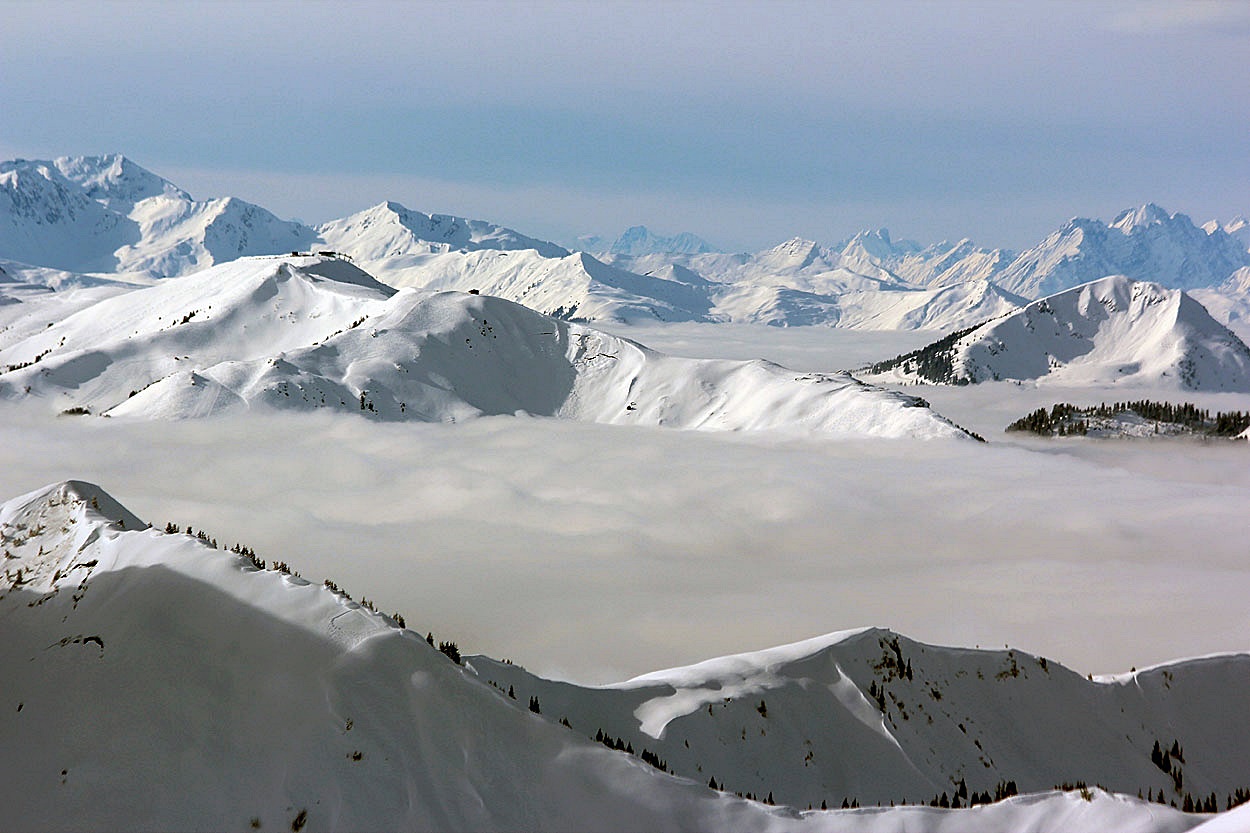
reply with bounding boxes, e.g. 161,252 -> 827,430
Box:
2,0 -> 1247,250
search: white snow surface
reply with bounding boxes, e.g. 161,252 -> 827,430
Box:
468,625 -> 1250,810
0,480 -> 1208,832
868,276 -> 1250,391
0,255 -> 968,438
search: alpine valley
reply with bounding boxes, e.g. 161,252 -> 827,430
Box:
2,155 -> 1249,832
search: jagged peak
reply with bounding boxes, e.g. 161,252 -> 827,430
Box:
1110,203 -> 1175,232
606,225 -> 714,256
52,154 -> 190,205
766,237 -> 821,258
842,228 -> 898,259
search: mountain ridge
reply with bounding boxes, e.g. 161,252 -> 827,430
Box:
0,478 -> 1217,831
1,156 -> 1247,335
864,276 -> 1250,391
0,255 -> 971,439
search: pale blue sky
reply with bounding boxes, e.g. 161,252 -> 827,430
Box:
2,0 -> 1247,250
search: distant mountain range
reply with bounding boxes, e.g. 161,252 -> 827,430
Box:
3,155 -> 1250,364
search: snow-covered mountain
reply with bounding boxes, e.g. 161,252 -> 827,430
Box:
4,157 -> 1246,335
710,278 -> 1026,331
1191,268 -> 1250,337
830,208 -> 1250,300
1203,217 -> 1250,254
0,255 -> 970,438
340,248 -> 714,323
990,205 -> 1250,299
585,225 -> 717,256
317,200 -> 569,260
0,155 -> 317,277
864,276 -> 1250,390
0,479 -> 1214,831
470,627 -> 1250,812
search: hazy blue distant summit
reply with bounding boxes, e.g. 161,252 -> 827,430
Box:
576,226 -> 716,256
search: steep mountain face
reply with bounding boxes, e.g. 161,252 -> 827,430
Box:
865,276 -> 1250,390
317,200 -> 569,260
0,480 -> 1211,831
52,153 -> 190,210
0,158 -> 131,273
992,206 -> 1250,299
0,155 -> 317,277
1203,217 -> 1250,254
469,627 -> 1250,811
0,255 -> 971,439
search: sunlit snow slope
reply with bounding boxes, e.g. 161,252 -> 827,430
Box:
0,256 -> 969,438
470,628 -> 1250,811
865,276 -> 1250,390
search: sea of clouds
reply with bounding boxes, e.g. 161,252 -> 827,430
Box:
2,324 -> 1248,684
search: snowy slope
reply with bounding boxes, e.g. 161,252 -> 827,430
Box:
865,276 -> 1250,390
317,200 -> 568,259
1191,268 -> 1250,333
0,157 -> 131,273
469,627 -> 1250,811
0,256 -> 970,438
0,480 -> 1208,832
348,248 -> 714,323
116,194 -> 317,277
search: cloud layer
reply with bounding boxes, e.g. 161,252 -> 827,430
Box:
3,386 -> 1247,685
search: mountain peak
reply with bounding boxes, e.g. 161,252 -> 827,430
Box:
607,225 -> 714,256
1110,203 -> 1173,232
842,228 -> 898,259
53,154 -> 189,207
